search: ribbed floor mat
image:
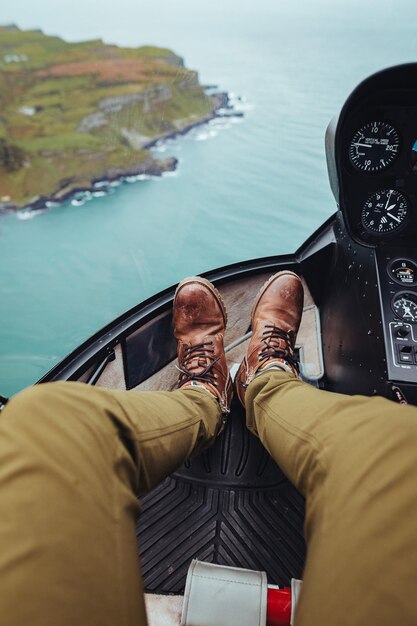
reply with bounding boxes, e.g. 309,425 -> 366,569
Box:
136,401 -> 306,593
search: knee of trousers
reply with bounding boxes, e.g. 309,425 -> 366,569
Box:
4,382 -> 62,419
2,382 -> 140,505
2,382 -> 118,445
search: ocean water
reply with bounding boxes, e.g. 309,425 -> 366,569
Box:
1,0 -> 417,396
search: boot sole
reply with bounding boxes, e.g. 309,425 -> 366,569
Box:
174,276 -> 227,326
250,270 -> 302,323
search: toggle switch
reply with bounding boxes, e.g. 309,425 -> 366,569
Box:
399,345 -> 413,363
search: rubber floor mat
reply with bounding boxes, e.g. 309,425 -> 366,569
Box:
136,400 -> 306,593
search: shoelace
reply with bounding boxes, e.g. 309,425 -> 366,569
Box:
176,341 -> 219,387
259,324 -> 299,371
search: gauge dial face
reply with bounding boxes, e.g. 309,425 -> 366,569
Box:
392,293 -> 417,322
361,189 -> 408,234
349,121 -> 400,172
389,259 -> 417,286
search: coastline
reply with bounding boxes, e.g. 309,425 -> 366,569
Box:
0,91 -> 240,216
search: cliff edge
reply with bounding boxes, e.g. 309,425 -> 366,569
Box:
0,26 -> 222,210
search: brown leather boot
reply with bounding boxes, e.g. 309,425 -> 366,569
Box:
173,276 -> 233,418
235,271 -> 304,406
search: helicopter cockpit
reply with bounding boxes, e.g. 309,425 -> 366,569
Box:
33,63 -> 417,597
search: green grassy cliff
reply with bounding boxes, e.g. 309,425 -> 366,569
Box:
0,25 -> 217,208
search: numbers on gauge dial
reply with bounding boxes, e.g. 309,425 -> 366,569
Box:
389,259 -> 417,286
393,294 -> 417,322
361,189 -> 408,234
349,121 -> 400,172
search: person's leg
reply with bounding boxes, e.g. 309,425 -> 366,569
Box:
0,381 -> 220,626
236,271 -> 417,626
246,371 -> 417,626
0,276 -> 232,626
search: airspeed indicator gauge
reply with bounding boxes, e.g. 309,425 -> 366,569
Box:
361,189 -> 408,235
349,122 -> 400,172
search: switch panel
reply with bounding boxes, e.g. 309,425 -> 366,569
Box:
377,247 -> 417,384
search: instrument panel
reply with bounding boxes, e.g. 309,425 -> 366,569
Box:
339,90 -> 417,246
377,248 -> 417,383
324,66 -> 417,390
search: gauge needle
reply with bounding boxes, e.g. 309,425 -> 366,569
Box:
386,204 -> 396,211
352,143 -> 372,148
390,214 -> 401,223
384,190 -> 393,211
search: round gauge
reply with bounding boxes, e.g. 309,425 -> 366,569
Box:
392,292 -> 417,323
388,259 -> 417,286
349,121 -> 400,172
361,189 -> 408,235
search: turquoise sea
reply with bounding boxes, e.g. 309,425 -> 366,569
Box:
1,0 -> 417,396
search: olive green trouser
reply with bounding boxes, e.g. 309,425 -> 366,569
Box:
1,373 -> 417,626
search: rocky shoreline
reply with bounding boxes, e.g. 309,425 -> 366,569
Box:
0,91 -> 240,215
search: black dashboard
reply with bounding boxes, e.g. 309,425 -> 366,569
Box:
325,64 -> 417,393
342,98 -> 417,247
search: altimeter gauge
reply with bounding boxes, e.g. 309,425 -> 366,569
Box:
349,121 -> 400,172
392,292 -> 417,323
361,189 -> 408,234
